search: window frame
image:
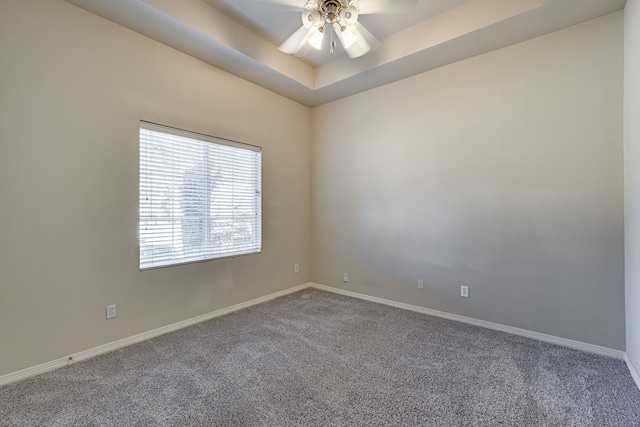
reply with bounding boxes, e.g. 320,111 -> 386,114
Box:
138,121 -> 262,270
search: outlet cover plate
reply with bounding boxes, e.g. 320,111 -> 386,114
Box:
106,304 -> 116,319
460,285 -> 469,298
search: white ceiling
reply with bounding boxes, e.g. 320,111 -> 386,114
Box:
64,0 -> 626,107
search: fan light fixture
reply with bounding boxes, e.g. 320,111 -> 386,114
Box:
305,0 -> 361,53
279,0 -> 379,59
308,28 -> 325,49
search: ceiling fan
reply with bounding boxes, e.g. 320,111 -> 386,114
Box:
278,0 -> 417,59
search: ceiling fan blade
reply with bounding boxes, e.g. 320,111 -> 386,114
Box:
359,0 -> 417,15
333,22 -> 380,59
278,25 -> 316,54
250,0 -> 318,12
250,0 -> 303,6
212,0 -> 302,15
354,21 -> 380,48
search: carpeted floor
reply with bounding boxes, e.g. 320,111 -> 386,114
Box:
2,288 -> 640,426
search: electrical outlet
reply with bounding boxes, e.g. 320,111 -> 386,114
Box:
106,304 -> 116,319
294,263 -> 299,273
460,285 -> 469,298
343,273 -> 349,283
418,279 -> 424,289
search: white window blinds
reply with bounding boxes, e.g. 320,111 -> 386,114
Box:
139,122 -> 262,270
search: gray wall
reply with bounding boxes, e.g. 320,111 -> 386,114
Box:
0,0 -> 311,377
625,0 -> 640,377
311,12 -> 625,349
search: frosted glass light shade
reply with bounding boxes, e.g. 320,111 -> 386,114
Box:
309,29 -> 324,49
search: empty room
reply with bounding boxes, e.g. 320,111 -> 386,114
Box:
2,0 -> 640,425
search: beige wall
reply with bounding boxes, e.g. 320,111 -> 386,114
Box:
625,0 -> 640,376
0,0 -> 311,376
0,1 -> 629,379
312,12 -> 625,349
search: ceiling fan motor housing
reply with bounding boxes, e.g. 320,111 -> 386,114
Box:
303,0 -> 360,30
322,1 -> 342,24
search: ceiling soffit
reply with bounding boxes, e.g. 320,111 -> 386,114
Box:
63,0 -> 625,107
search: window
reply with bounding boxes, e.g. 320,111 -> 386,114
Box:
139,121 -> 262,269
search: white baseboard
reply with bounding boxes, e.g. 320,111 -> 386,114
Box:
2,281 -> 633,389
309,283 -> 626,360
626,354 -> 640,391
0,283 -> 312,387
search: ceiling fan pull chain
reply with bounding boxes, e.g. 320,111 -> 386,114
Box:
330,31 -> 336,55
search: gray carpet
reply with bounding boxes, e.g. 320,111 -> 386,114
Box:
2,288 -> 640,426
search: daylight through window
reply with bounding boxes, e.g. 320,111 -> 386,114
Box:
139,122 -> 262,269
